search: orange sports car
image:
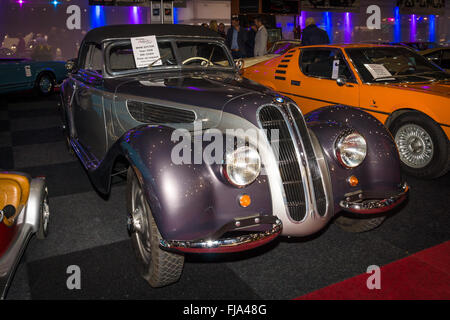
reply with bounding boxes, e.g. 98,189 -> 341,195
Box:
243,44 -> 450,178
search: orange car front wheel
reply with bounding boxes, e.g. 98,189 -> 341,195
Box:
390,111 -> 449,179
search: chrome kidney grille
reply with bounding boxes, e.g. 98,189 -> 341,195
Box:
258,104 -> 328,221
287,104 -> 327,216
258,105 -> 307,221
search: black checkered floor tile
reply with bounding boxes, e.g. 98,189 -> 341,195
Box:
1,93 -> 449,299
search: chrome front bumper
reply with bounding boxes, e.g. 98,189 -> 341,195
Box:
0,177 -> 46,299
339,182 -> 409,214
160,214 -> 282,253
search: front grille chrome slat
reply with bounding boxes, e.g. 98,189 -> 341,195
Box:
258,103 -> 329,222
258,105 -> 307,221
287,104 -> 328,217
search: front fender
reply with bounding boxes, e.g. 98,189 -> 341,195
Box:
305,105 -> 403,212
88,125 -> 273,242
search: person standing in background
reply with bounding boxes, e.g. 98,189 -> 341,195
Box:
218,23 -> 226,38
209,20 -> 218,33
254,16 -> 268,57
16,33 -> 25,58
301,17 -> 330,46
245,23 -> 257,58
35,33 -> 46,46
47,26 -> 59,59
226,17 -> 247,59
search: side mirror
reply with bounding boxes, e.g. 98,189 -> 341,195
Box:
65,58 -> 78,73
336,77 -> 347,87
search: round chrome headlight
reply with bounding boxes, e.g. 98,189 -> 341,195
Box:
224,146 -> 261,187
335,131 -> 367,168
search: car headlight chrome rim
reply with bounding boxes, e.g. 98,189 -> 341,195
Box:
224,146 -> 261,187
335,131 -> 367,168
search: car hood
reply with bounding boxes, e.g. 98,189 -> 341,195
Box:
115,70 -> 272,109
242,54 -> 280,68
113,70 -> 274,128
383,80 -> 450,98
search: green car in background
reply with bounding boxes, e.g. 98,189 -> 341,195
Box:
0,58 -> 67,95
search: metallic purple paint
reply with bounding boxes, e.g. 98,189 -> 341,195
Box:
78,72 -> 405,241
86,124 -> 274,241
304,105 -> 404,212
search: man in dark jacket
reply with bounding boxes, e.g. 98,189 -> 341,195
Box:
301,17 -> 330,46
245,23 -> 257,58
218,23 -> 226,38
226,17 -> 247,58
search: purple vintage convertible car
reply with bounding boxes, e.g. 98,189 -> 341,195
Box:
60,25 -> 408,287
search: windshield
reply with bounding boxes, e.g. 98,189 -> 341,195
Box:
403,42 -> 440,51
346,46 -> 449,83
268,41 -> 301,55
107,39 -> 233,74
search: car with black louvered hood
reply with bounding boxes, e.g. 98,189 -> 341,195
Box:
60,24 -> 409,288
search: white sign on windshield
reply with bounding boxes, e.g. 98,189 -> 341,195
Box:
364,64 -> 394,80
130,35 -> 162,68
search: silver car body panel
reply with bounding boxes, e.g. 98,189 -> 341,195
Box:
0,177 -> 46,299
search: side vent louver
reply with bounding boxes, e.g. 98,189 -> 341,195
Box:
127,101 -> 196,124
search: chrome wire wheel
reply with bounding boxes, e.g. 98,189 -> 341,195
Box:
128,175 -> 152,271
395,123 -> 434,169
39,75 -> 53,94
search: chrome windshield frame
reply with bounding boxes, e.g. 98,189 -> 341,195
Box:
103,36 -> 236,79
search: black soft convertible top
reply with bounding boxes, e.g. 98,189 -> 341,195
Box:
83,24 -> 223,43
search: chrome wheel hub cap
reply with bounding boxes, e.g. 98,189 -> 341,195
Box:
395,124 -> 434,168
129,208 -> 143,234
129,176 -> 151,260
39,77 -> 51,93
42,190 -> 50,232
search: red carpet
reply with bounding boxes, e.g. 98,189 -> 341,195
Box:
296,241 -> 450,300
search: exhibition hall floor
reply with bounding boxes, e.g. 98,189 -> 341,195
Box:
1,93 -> 449,300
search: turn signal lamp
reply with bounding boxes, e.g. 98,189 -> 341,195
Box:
239,194 -> 251,208
347,175 -> 359,187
